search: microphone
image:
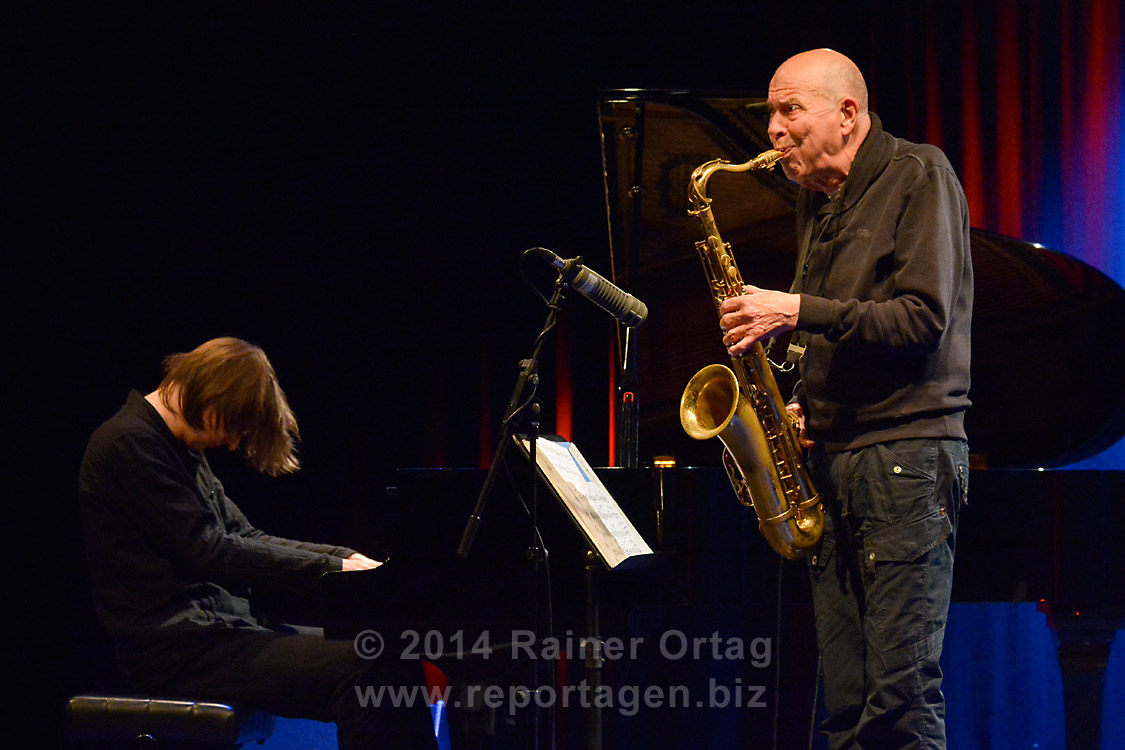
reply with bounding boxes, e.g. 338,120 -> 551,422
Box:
531,248 -> 648,327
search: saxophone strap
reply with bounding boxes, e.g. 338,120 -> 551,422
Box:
785,185 -> 846,366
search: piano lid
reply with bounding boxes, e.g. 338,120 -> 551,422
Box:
599,89 -> 1125,470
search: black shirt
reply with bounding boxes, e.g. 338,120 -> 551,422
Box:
79,391 -> 354,640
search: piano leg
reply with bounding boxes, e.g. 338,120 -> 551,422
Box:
1040,603 -> 1124,750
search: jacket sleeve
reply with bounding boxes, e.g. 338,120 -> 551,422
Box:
796,163 -> 969,352
216,478 -> 358,559
110,429 -> 347,586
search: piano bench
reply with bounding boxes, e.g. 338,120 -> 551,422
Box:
63,694 -> 275,749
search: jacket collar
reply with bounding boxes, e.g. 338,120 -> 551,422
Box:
127,389 -> 201,469
836,111 -> 892,213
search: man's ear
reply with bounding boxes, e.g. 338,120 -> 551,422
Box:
839,96 -> 860,137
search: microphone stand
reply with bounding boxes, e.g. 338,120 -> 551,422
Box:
457,274 -> 566,560
457,274 -> 568,750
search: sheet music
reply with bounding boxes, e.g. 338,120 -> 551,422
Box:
517,437 -> 653,569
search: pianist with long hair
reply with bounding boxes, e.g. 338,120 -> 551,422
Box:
78,336 -> 438,749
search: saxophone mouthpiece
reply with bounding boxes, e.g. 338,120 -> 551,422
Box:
750,149 -> 785,170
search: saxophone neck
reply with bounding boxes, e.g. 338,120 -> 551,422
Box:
689,150 -> 784,211
688,160 -> 726,212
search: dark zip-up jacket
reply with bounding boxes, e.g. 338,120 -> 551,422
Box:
790,113 -> 973,453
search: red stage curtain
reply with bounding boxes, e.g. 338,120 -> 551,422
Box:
864,0 -> 1124,467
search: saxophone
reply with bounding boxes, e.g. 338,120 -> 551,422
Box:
678,149 -> 824,560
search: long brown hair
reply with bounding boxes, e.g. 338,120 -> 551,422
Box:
157,337 -> 300,476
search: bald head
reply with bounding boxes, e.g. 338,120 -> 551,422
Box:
776,49 -> 868,114
766,49 -> 872,192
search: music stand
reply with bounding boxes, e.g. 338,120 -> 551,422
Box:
515,435 -> 664,750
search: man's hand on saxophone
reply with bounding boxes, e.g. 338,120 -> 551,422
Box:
719,284 -> 801,356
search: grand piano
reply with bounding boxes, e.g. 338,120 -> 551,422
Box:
326,91 -> 1125,749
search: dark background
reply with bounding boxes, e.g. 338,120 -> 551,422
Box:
17,0 -> 956,521
12,1 -> 1123,745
